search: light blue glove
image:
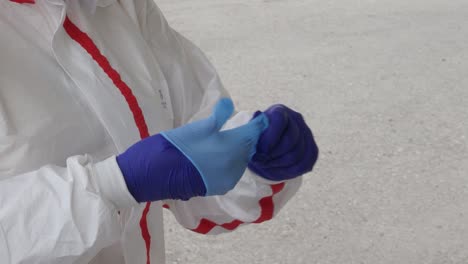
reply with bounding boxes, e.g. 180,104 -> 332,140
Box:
161,98 -> 269,195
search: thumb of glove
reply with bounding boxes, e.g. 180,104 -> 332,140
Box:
209,98 -> 235,133
168,98 -> 235,139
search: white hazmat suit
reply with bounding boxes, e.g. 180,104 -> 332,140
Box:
0,0 -> 303,263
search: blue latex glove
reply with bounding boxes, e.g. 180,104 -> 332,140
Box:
117,98 -> 269,202
161,98 -> 269,196
248,104 -> 319,181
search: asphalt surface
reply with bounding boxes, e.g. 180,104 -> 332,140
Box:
157,1 -> 468,263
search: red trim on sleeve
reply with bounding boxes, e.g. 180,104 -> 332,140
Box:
63,16 -> 153,264
191,182 -> 286,234
10,0 -> 35,3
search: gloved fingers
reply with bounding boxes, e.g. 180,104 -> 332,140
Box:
255,107 -> 289,156
210,98 -> 235,132
268,112 -> 302,159
249,115 -> 318,181
221,113 -> 269,158
258,139 -> 316,180
164,98 -> 234,138
276,120 -> 318,178
223,112 -> 269,138
258,135 -> 307,168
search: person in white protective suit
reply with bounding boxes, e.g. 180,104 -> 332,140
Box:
0,1 -> 319,264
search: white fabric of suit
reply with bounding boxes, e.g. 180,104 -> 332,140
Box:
0,0 -> 303,263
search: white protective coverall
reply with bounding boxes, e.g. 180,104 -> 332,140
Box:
0,0 -> 303,263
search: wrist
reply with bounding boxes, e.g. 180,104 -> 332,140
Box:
92,156 -> 139,208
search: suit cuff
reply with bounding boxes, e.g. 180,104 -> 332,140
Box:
93,156 -> 139,209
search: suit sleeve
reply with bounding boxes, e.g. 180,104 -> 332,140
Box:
0,155 -> 137,263
139,1 -> 303,234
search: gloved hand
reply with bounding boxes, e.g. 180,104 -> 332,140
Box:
248,104 -> 318,181
117,98 -> 269,202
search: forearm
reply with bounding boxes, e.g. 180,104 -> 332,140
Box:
0,155 -> 136,264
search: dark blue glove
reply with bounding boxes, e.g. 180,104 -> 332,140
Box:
248,104 -> 319,181
117,98 -> 269,202
117,134 -> 205,202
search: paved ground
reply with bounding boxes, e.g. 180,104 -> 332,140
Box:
157,1 -> 468,263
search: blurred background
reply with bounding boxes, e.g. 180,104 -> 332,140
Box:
158,0 -> 468,263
